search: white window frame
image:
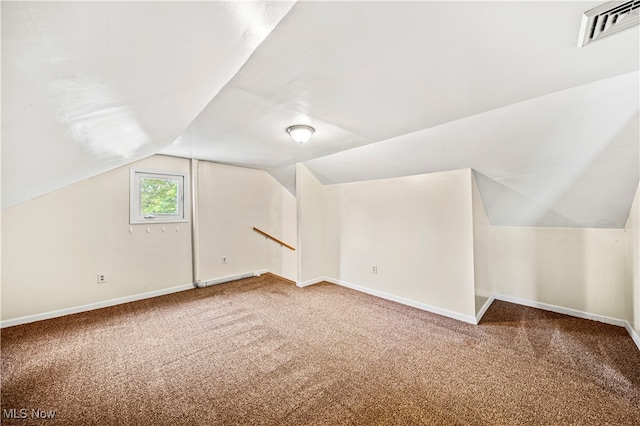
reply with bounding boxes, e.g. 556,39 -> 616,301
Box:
130,168 -> 189,224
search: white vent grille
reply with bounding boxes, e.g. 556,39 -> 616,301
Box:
578,1 -> 640,47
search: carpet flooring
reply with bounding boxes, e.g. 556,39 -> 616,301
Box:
2,274 -> 639,425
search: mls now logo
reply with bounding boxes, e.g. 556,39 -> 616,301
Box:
3,409 -> 27,419
3,408 -> 57,419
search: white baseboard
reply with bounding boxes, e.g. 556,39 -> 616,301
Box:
296,277 -> 326,288
196,269 -> 268,288
494,294 -> 627,327
6,272 -> 636,353
1,282 -> 195,328
625,322 -> 640,351
475,294 -> 495,324
264,271 -> 296,285
2,269 -> 276,328
324,277 -> 477,324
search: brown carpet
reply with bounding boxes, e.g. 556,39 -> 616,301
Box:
2,274 -> 639,425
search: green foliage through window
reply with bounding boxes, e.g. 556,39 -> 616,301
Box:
140,178 -> 179,215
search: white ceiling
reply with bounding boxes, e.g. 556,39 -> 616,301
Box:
3,1 -> 639,228
305,72 -> 639,228
1,1 -> 294,208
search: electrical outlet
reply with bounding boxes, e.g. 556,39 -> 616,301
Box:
222,257 -> 228,264
97,273 -> 107,284
372,264 -> 377,274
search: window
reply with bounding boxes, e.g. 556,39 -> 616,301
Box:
130,169 -> 188,224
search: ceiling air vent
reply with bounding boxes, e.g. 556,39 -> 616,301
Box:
578,0 -> 640,47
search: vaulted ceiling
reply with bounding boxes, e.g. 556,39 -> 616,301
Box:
2,1 -> 639,228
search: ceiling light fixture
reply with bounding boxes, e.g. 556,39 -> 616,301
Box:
286,125 -> 315,144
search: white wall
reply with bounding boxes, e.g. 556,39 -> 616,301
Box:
296,164 -> 328,285
492,226 -> 626,320
2,155 -> 193,321
471,171 -> 492,315
625,183 -> 640,338
325,169 -> 476,320
3,153 -> 634,331
1,156 -> 297,323
197,162 -> 296,282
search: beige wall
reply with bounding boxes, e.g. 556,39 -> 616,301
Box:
296,164 -> 328,284
471,171 -> 492,314
3,154 -> 634,330
324,169 -> 476,320
2,155 -> 193,321
2,156 -> 297,323
492,226 -> 626,320
197,162 -> 296,282
625,184 -> 640,334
